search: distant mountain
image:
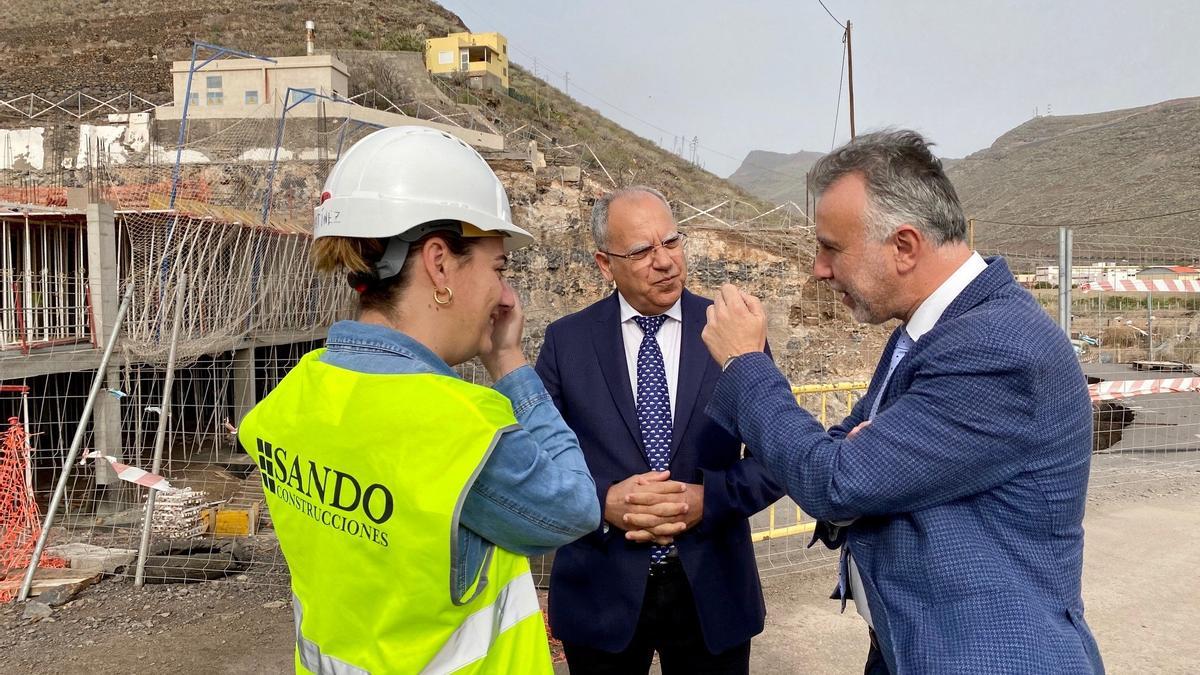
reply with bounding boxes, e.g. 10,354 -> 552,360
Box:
727,150 -> 825,206
947,97 -> 1200,265
731,97 -> 1200,268
729,148 -> 961,208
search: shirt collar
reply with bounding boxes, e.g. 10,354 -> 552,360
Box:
324,320 -> 458,378
617,291 -> 683,325
905,251 -> 988,342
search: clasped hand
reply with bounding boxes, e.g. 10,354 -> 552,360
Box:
605,471 -> 703,545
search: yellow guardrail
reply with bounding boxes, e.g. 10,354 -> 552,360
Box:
791,381 -> 870,427
751,380 -> 869,543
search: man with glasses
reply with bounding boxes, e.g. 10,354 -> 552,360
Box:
535,186 -> 783,674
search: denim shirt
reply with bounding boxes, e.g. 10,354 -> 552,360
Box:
319,320 -> 600,599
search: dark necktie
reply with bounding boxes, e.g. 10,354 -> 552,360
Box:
633,314 -> 673,564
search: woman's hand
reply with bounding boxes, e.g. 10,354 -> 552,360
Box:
480,282 -> 527,380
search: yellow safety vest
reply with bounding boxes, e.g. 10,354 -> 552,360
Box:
239,350 -> 553,674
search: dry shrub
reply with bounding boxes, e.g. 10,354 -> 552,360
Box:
1101,325 -> 1142,347
1162,337 -> 1200,364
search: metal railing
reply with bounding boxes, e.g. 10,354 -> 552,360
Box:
346,89 -> 476,130
0,91 -> 162,120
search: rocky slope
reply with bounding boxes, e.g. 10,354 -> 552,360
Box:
947,97 -> 1200,264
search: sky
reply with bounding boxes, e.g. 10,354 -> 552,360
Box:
436,0 -> 1197,177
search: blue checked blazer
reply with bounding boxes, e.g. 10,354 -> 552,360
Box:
536,289 -> 784,654
708,257 -> 1105,674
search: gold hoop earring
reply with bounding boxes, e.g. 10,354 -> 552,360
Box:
433,287 -> 454,305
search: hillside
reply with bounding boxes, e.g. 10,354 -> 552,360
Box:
0,0 -> 465,98
729,148 -> 960,209
727,98 -> 1200,268
727,149 -> 824,206
946,97 -> 1200,265
0,0 -> 769,209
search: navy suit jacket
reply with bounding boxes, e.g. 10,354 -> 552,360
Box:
707,258 -> 1105,674
535,289 -> 784,654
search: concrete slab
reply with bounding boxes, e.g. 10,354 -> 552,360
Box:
45,543 -> 137,574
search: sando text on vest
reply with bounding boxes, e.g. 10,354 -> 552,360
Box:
255,438 -> 393,548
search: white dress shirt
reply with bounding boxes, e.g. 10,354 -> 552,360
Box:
904,251 -> 988,342
618,292 -> 683,418
848,251 -> 988,627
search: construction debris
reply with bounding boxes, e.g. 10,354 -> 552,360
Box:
0,568 -> 100,600
131,539 -> 250,584
21,600 -> 52,621
44,543 -> 137,575
202,504 -> 260,537
36,575 -> 100,607
150,488 -> 207,539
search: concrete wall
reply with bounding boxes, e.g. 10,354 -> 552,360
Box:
0,114 -> 157,172
0,127 -> 45,171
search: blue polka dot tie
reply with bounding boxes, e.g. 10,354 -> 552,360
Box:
633,314 -> 674,565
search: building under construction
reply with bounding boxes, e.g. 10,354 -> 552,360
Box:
0,46 -> 538,583
0,43 -> 904,588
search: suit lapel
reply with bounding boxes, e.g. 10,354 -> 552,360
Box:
670,290 -> 711,457
592,293 -> 646,457
872,327 -> 904,414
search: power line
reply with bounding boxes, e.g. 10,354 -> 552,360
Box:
448,0 -> 826,183
816,0 -> 845,28
505,42 -> 781,172
973,206 -> 1200,229
830,38 -> 846,150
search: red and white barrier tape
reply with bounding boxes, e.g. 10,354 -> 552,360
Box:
1089,377 -> 1200,401
1079,279 -> 1200,293
82,452 -> 176,492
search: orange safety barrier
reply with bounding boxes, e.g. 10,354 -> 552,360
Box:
0,415 -> 65,601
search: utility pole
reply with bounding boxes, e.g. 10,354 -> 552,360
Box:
564,71 -> 570,97
1058,226 -> 1074,335
845,20 -> 856,139
805,170 -> 811,224
1147,290 -> 1154,360
533,57 -> 540,115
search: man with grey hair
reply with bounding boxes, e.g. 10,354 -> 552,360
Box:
701,131 -> 1104,674
536,186 -> 783,673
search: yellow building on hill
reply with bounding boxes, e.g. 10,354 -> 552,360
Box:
425,31 -> 509,94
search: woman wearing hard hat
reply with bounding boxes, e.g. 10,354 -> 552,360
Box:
239,126 -> 600,674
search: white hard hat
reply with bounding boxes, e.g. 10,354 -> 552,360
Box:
314,126 -> 533,253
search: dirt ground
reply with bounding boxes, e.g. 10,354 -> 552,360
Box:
750,465 -> 1200,674
2,465 -> 1197,675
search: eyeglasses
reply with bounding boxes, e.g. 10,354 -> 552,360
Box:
600,232 -> 687,262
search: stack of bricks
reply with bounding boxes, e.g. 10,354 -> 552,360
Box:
150,488 -> 208,539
